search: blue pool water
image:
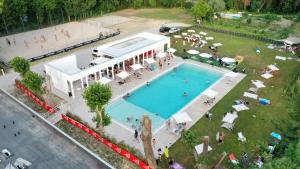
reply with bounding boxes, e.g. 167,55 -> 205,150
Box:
105,63 -> 223,130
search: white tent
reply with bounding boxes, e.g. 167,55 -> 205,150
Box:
131,64 -> 144,71
199,53 -> 212,58
205,37 -> 214,40
213,43 -> 223,47
261,73 -> 274,79
187,50 -> 200,55
243,92 -> 258,100
116,71 -> 131,79
194,144 -> 212,155
172,112 -> 192,123
188,29 -> 195,33
268,64 -> 279,71
251,80 -> 266,88
222,113 -> 238,124
145,58 -> 156,64
232,104 -> 249,112
167,48 -> 176,53
98,77 -> 112,84
199,32 -> 207,36
156,52 -> 166,58
221,57 -> 236,63
225,72 -> 239,78
202,89 -> 218,98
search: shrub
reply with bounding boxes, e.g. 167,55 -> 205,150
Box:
263,13 -> 280,22
10,56 -> 30,77
246,17 -> 252,24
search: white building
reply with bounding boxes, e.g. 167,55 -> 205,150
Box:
44,32 -> 171,97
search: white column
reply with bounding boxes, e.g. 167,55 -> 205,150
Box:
99,70 -> 102,79
94,73 -> 97,81
70,81 -> 75,98
80,78 -> 84,88
133,57 -> 136,64
137,55 -> 140,64
112,67 -> 115,79
85,76 -> 89,87
142,53 -> 145,65
123,61 -> 125,71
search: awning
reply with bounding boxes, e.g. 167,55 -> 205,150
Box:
243,92 -> 258,100
187,50 -> 199,55
213,43 -> 223,47
131,64 -> 144,71
225,72 -> 239,78
199,32 -> 207,36
261,73 -> 274,79
222,57 -> 236,63
98,77 -> 112,85
268,64 -> 279,71
232,104 -> 249,112
199,53 -> 212,58
167,48 -> 176,53
222,113 -> 238,124
144,58 -> 156,64
156,52 -> 166,58
116,71 -> 131,79
172,112 -> 192,123
202,89 -> 218,98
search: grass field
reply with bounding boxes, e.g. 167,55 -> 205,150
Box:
159,29 -> 300,168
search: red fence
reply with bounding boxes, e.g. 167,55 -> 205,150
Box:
15,81 -> 56,114
61,114 -> 152,169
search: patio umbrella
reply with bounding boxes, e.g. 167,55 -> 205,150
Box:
172,112 -> 192,123
187,50 -> 199,55
167,48 -> 176,53
199,53 -> 212,58
221,57 -> 236,63
116,71 -> 131,80
130,64 -> 144,71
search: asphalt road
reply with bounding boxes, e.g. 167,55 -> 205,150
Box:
0,90 -> 113,169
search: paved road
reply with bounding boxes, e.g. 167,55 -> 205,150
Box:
0,90 -> 113,169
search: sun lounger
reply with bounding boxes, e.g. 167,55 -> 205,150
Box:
199,31 -> 207,36
222,113 -> 238,124
182,32 -> 187,36
251,80 -> 266,88
275,56 -> 286,61
238,132 -> 246,142
205,37 -> 214,40
261,72 -> 274,79
232,104 -> 249,112
259,98 -> 270,105
248,87 -> 258,93
229,153 -> 239,165
268,64 -> 279,71
243,92 -> 258,100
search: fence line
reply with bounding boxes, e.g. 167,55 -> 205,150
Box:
61,114 -> 152,169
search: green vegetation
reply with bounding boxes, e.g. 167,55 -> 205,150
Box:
191,0 -> 211,20
159,29 -> 300,168
10,56 -> 30,77
134,8 -> 192,22
21,71 -> 43,96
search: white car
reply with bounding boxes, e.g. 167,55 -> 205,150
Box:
169,27 -> 180,33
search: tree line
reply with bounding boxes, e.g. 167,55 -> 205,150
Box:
0,0 -> 299,36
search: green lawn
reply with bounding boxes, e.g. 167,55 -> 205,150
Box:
159,29 -> 300,168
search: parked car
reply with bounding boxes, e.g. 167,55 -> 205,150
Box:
159,26 -> 170,33
169,27 -> 180,33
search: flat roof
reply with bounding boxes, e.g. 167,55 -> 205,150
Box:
0,91 -> 112,169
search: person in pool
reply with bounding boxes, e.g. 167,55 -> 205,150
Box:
146,81 -> 150,86
183,92 -> 188,97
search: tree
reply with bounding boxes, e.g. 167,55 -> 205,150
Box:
140,115 -> 157,168
148,0 -> 156,7
0,0 -> 8,34
82,83 -> 112,132
191,0 -> 211,20
182,130 -> 197,151
21,71 -> 43,95
10,56 -> 30,77
207,0 -> 226,12
133,0 -> 143,9
160,0 -> 178,7
264,157 -> 297,169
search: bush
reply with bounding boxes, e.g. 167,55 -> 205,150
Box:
21,71 -> 43,96
10,56 -> 30,77
246,18 -> 252,24
263,13 -> 280,22
184,2 -> 193,9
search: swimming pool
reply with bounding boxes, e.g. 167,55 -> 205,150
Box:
105,63 -> 223,131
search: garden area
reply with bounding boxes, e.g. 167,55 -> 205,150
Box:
158,28 -> 300,168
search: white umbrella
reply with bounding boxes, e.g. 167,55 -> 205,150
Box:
116,71 -> 131,80
156,52 -> 166,58
98,77 -> 112,85
167,48 -> 176,53
144,58 -> 156,64
221,57 -> 236,63
199,53 -> 212,58
131,64 -> 144,71
172,112 -> 192,123
187,50 -> 199,55
202,89 -> 218,98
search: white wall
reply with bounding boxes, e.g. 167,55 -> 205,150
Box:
45,65 -> 70,94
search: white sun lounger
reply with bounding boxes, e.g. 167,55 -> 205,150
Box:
205,37 -> 214,40
173,35 -> 182,38
268,64 -> 279,71
199,32 -> 207,36
275,56 -> 286,61
243,92 -> 258,100
222,113 -> 238,124
238,132 -> 246,142
221,122 -> 234,131
182,32 -> 188,36
232,104 -> 249,112
261,73 -> 274,79
251,80 -> 266,88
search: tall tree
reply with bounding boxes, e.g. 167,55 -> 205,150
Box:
10,56 -> 30,77
191,0 -> 211,20
140,115 -> 157,169
0,0 -> 8,34
207,0 -> 226,12
82,83 -> 112,132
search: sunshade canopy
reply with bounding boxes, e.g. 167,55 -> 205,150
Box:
187,50 -> 200,55
131,64 -> 144,71
116,71 -> 131,79
199,53 -> 212,58
144,58 -> 156,64
156,52 -> 166,58
172,112 -> 192,123
222,57 -> 236,63
98,77 -> 112,84
202,89 -> 218,98
167,48 -> 176,53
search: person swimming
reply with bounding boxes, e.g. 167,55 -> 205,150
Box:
146,81 -> 150,86
183,92 -> 188,97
